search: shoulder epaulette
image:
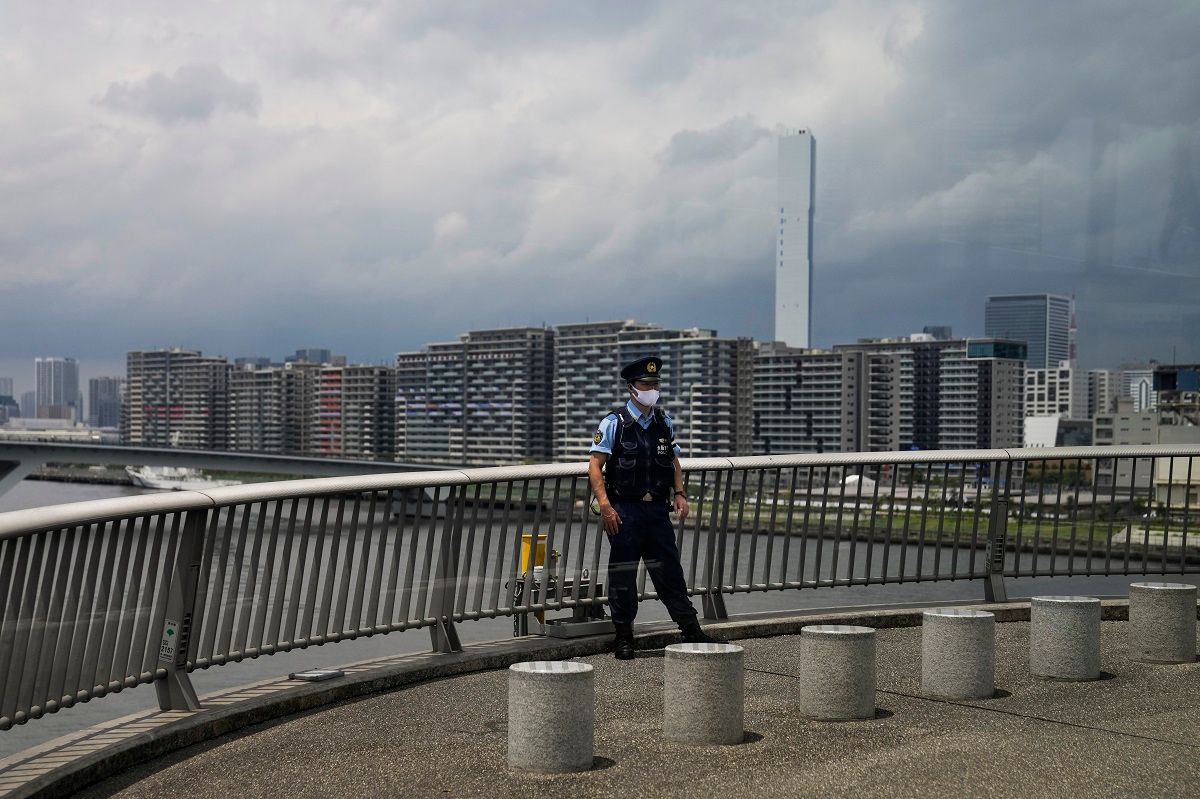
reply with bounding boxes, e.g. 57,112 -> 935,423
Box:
651,407 -> 675,444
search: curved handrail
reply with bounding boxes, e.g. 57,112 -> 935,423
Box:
4,444 -> 1198,541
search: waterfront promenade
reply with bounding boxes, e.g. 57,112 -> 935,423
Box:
4,602 -> 1195,799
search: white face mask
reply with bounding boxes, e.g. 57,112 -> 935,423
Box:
633,387 -> 660,407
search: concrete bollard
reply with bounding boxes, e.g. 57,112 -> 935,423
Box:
508,660 -> 594,773
797,625 -> 876,720
921,608 -> 995,700
1129,582 -> 1197,664
663,642 -> 745,745
1030,596 -> 1101,680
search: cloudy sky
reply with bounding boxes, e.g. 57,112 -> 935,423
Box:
2,0 -> 1198,393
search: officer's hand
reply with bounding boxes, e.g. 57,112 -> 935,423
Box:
673,494 -> 689,523
600,503 -> 622,536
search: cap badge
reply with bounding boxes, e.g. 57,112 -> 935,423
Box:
647,362 -> 657,373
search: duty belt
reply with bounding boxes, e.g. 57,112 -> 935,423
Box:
608,488 -> 669,503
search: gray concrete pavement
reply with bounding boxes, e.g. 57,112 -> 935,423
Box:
77,619 -> 1200,799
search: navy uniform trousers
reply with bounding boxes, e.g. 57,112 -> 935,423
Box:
606,499 -> 697,625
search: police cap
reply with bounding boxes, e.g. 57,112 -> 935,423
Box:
620,356 -> 663,383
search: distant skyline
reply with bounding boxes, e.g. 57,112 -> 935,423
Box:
2,2 -> 1198,374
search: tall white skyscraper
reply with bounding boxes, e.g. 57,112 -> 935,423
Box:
776,129 -> 816,348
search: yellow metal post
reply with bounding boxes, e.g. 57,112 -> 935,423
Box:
520,533 -> 548,623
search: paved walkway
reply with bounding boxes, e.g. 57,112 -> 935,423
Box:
77,620 -> 1199,799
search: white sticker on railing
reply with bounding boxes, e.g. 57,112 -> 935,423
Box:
159,619 -> 179,662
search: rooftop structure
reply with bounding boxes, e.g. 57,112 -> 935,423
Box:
1154,363 -> 1200,427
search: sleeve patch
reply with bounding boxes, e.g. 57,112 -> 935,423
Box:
593,430 -> 603,444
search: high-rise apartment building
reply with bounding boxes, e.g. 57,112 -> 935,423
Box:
1087,369 -> 1117,419
1024,363 -> 1087,420
395,341 -> 467,463
752,343 -> 884,455
832,336 -> 1027,450
228,362 -> 319,454
552,320 -> 659,461
19,392 -> 35,419
229,365 -> 282,453
397,327 -> 553,465
617,327 -> 754,458
984,294 -> 1073,370
551,322 -> 752,461
752,342 -> 806,455
313,365 -> 396,460
341,365 -> 398,460
752,334 -> 1025,456
0,378 -> 12,398
776,129 -> 816,348
88,376 -> 124,428
123,349 -> 229,449
939,340 -> 1027,450
35,357 -> 80,420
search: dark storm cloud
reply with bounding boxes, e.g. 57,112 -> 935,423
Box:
659,116 -> 771,169
0,0 -> 1198,380
100,63 -> 261,123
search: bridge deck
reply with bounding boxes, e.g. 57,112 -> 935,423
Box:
75,619 -> 1199,799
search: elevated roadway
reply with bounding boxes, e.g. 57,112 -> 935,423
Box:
0,442 -> 450,496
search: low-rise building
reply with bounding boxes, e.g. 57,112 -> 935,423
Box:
1092,399 -> 1157,492
1025,363 -> 1087,420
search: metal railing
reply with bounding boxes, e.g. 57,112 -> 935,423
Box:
1,445 -> 1197,731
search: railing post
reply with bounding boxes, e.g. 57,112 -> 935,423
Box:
702,470 -> 731,621
430,486 -> 464,654
702,592 -> 728,621
156,509 -> 206,711
984,461 -> 1010,603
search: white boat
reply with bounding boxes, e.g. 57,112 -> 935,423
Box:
125,465 -> 241,491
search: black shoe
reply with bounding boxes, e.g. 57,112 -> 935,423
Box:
612,622 -> 635,660
677,616 -> 720,645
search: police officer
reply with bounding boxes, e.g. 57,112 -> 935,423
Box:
588,356 -> 719,660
